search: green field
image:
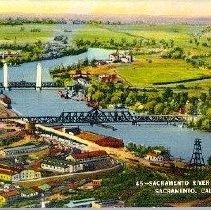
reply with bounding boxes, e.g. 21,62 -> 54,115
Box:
73,24 -> 134,42
73,23 -> 211,55
0,24 -> 56,43
116,56 -> 211,87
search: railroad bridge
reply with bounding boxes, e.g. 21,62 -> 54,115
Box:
0,108 -> 185,124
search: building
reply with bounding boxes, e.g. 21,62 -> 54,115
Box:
92,199 -> 125,208
66,150 -> 111,170
66,150 -> 109,164
79,179 -> 102,190
109,52 -> 120,62
0,169 -> 19,182
144,150 -> 170,162
77,78 -> 90,87
0,190 -> 20,206
21,188 -> 39,198
0,51 -> 21,60
64,198 -> 95,208
19,170 -> 41,181
0,164 -> 21,182
109,51 -> 133,63
41,157 -> 83,173
0,144 -> 49,157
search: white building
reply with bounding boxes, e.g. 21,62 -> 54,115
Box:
41,158 -> 83,173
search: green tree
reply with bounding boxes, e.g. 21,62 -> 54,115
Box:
208,156 -> 211,166
154,103 -> 165,114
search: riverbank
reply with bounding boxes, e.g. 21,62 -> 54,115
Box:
0,103 -> 18,118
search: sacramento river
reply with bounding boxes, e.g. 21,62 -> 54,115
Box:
0,48 -> 211,162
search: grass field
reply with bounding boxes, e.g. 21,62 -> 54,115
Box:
73,24 -> 134,42
105,24 -> 211,55
116,56 -> 211,87
73,23 -> 211,56
0,24 -> 56,43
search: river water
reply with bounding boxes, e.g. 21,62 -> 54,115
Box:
0,48 -> 211,162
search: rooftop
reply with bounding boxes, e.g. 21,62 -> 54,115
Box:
72,150 -> 108,160
0,190 -> 19,198
64,198 -> 95,208
0,168 -> 18,176
5,145 -> 37,152
42,157 -> 76,167
0,164 -> 21,173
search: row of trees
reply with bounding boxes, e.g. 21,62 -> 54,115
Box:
74,37 -> 174,50
0,17 -> 67,25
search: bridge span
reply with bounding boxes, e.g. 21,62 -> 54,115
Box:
0,108 -> 186,124
0,81 -> 62,89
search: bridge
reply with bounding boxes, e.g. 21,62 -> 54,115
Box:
0,108 -> 185,124
0,62 -> 61,90
0,81 -> 61,89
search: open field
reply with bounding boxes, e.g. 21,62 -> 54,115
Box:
0,24 -> 56,43
116,56 -> 211,87
73,24 -> 134,42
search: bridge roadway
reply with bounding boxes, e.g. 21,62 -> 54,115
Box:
0,108 -> 185,124
0,81 -> 63,89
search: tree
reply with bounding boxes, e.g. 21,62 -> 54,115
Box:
206,108 -> 211,120
154,103 -> 165,114
162,88 -> 173,101
208,156 -> 211,166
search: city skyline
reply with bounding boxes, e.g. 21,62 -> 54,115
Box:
0,0 -> 211,17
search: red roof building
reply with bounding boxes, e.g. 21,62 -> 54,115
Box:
72,150 -> 108,160
0,164 -> 21,173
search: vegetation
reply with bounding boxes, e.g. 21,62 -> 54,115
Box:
53,167 -> 211,207
126,143 -> 170,158
86,81 -> 211,131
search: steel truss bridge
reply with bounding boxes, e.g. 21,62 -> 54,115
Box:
0,108 -> 185,124
0,81 -> 61,89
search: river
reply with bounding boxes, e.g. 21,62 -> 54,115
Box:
0,48 -> 211,162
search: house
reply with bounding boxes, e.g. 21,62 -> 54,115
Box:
144,150 -> 170,162
98,74 -> 118,83
41,157 -> 83,173
21,188 -> 39,198
109,51 -> 133,63
79,179 -> 102,190
64,198 -> 95,208
77,78 -> 89,87
109,51 -> 120,62
19,170 -> 41,181
92,199 -> 125,208
0,190 -> 20,206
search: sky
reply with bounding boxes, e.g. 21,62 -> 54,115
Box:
0,0 -> 210,17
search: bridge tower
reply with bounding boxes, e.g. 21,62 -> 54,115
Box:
3,63 -> 9,90
190,138 -> 205,169
36,63 -> 42,90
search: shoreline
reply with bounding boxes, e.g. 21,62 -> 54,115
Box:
0,103 -> 18,118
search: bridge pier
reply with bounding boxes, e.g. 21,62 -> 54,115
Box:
36,63 -> 42,91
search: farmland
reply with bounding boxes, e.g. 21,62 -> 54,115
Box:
116,56 -> 211,87
0,24 -> 56,43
